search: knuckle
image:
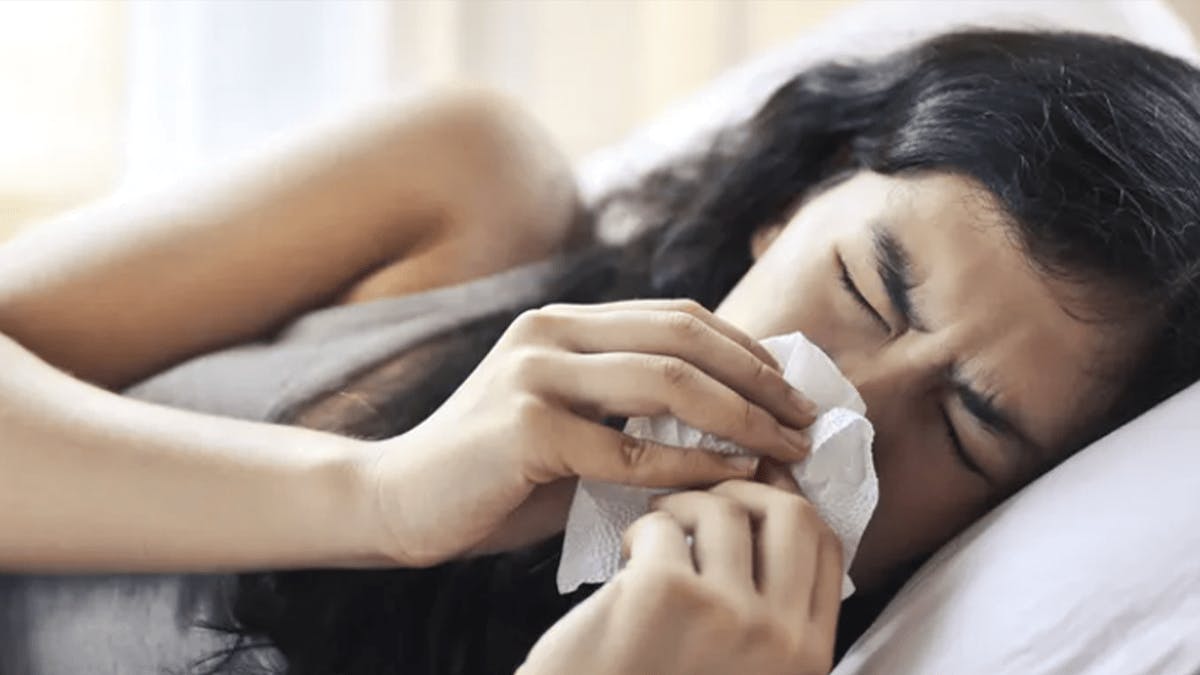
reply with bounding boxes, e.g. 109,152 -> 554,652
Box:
757,358 -> 792,400
690,581 -> 741,619
509,306 -> 571,340
655,356 -> 693,388
628,565 -> 694,605
506,347 -> 553,385
508,308 -> 547,337
717,594 -> 765,639
669,298 -> 706,316
631,510 -> 675,533
626,511 -> 676,546
782,493 -> 820,523
540,302 -> 577,314
737,396 -> 756,431
662,310 -> 706,339
744,612 -> 789,650
708,494 -> 749,524
720,397 -> 767,441
741,397 -> 765,432
751,355 -> 773,384
649,565 -> 694,594
713,477 -> 754,495
511,393 -> 550,425
617,434 -> 650,470
511,308 -> 541,329
653,490 -> 703,512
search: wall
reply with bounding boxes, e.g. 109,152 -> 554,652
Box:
0,0 -> 852,239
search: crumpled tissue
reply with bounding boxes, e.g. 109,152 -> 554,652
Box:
557,331 -> 877,599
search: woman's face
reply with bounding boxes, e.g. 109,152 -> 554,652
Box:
716,170 -> 1138,592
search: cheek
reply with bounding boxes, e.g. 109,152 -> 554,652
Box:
850,426 -> 994,588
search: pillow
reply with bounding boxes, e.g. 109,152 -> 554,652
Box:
576,2 -> 1200,672
832,381 -> 1200,674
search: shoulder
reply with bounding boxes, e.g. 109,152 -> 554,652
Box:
339,89 -> 591,304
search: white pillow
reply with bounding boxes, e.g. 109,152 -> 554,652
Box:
576,2 -> 1200,673
832,382 -> 1200,673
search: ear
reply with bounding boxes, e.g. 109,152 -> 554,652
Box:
750,223 -> 785,260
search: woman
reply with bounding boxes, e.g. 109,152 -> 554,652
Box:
4,29 -> 1200,674
0,49 -> 824,675
209,29 -> 1200,673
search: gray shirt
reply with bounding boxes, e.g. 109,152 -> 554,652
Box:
0,256 -> 566,674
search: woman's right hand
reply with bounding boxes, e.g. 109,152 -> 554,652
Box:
520,476 -> 844,675
363,299 -> 817,567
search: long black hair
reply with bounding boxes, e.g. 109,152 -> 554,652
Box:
209,30 -> 1200,674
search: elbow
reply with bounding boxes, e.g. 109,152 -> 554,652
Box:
415,87 -> 588,256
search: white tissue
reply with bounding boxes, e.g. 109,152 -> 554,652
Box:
557,331 -> 877,600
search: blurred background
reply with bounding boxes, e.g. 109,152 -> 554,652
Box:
0,0 -> 854,240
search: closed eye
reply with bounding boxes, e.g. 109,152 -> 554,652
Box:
837,253 -> 890,332
941,405 -> 990,481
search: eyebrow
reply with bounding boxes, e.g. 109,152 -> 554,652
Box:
870,225 -> 1044,462
872,227 -> 930,332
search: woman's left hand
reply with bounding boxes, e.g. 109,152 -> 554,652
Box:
519,471 -> 844,675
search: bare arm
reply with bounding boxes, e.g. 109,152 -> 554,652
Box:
0,89 -> 579,389
0,333 -> 384,571
0,90 -> 579,571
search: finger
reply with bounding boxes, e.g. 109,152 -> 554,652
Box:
542,299 -> 784,373
548,308 -> 816,431
650,491 -> 755,591
529,351 -> 809,463
754,458 -> 802,493
621,511 -> 694,571
810,528 -> 845,627
541,414 -> 761,487
707,480 -> 825,616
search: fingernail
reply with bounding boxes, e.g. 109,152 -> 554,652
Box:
788,388 -> 817,418
780,426 -> 811,459
724,455 -> 760,474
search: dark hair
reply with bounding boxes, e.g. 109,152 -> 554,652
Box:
209,30 -> 1200,674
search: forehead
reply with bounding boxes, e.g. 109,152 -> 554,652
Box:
872,172 -> 1131,451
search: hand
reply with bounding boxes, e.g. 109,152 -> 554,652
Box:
520,473 -> 844,675
363,299 -> 817,566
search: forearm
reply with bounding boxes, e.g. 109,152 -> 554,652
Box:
0,89 -> 576,389
0,333 -> 385,572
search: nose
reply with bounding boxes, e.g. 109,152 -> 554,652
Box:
834,344 -> 941,429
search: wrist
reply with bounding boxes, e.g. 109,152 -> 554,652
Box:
349,431 -> 434,568
291,434 -> 394,568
